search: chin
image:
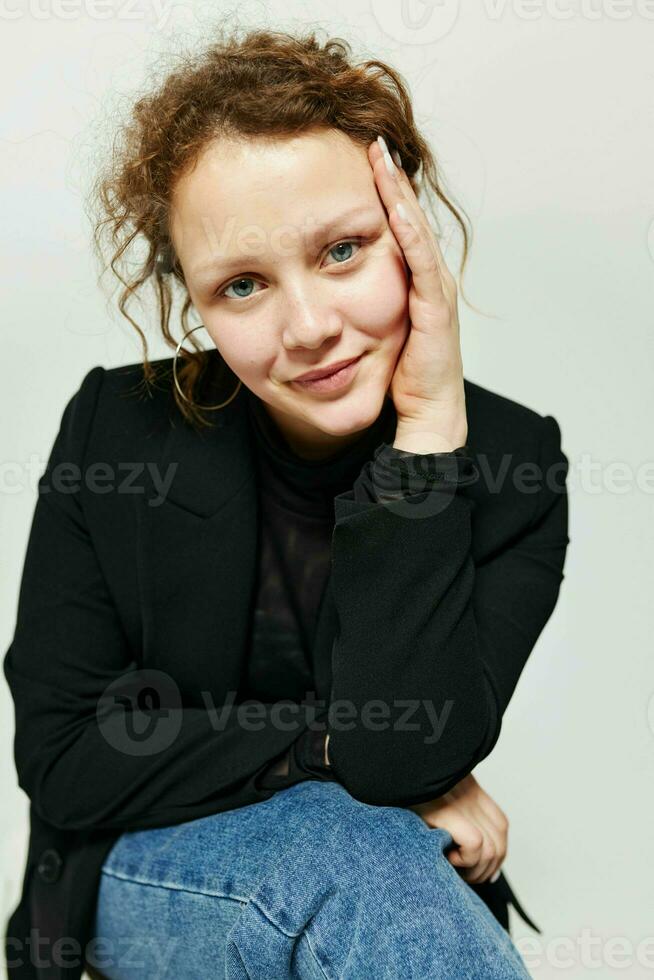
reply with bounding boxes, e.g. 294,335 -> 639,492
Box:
307,386 -> 385,431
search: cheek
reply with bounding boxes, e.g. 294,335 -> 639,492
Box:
201,324 -> 267,382
353,251 -> 409,341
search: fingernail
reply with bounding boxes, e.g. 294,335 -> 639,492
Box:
396,201 -> 409,222
382,149 -> 396,178
490,869 -> 501,883
377,135 -> 397,178
391,148 -> 402,169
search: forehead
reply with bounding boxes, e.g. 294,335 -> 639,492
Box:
169,130 -> 382,272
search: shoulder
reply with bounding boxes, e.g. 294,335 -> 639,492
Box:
57,357 -> 178,458
464,378 -> 558,445
464,376 -> 565,483
93,356 -> 176,414
62,356 -> 174,411
463,376 -> 568,532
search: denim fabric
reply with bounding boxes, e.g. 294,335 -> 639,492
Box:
89,781 -> 530,979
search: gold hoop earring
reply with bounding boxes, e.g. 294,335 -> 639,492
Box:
172,324 -> 242,411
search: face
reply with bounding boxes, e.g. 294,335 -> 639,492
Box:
170,127 -> 410,460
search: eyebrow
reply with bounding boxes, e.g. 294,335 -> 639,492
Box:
191,205 -> 381,283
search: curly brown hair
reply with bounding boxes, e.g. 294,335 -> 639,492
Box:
89,24 -> 476,431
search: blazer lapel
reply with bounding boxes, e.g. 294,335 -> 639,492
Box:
136,386 -> 261,702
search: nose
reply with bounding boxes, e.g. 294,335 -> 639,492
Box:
281,291 -> 343,351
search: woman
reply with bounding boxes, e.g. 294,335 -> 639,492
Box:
3,27 -> 569,980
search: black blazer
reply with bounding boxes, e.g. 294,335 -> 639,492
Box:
3,357 -> 569,978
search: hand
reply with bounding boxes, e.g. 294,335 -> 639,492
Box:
407,773 -> 508,885
369,136 -> 467,447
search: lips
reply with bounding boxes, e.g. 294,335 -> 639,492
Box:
294,356 -> 360,382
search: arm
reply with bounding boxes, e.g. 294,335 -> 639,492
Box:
324,416 -> 569,806
2,368 -> 332,833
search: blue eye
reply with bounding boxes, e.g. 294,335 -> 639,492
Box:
218,239 -> 363,301
326,239 -> 361,264
222,277 -> 260,300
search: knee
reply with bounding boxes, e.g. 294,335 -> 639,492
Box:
349,808 -> 462,914
293,782 -> 457,899
291,789 -> 529,978
274,783 -> 477,926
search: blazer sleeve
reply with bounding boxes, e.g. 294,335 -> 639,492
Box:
325,417 -> 570,807
2,367 -> 334,833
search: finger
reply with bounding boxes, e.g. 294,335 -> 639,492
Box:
461,840 -> 496,885
426,808 -> 504,884
440,816 -> 484,869
477,794 -> 510,840
453,831 -> 496,885
368,138 -> 424,237
448,844 -> 495,886
442,812 -> 499,885
368,139 -> 450,317
371,138 -> 453,287
463,814 -> 504,885
368,139 -> 429,233
483,840 -> 507,885
369,138 -> 439,264
474,798 -> 509,881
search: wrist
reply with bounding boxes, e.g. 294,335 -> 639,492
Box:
393,408 -> 467,454
393,426 -> 467,455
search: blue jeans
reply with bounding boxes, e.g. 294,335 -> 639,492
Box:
90,780 -> 530,979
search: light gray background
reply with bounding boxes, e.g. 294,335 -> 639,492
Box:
1,2 -> 653,978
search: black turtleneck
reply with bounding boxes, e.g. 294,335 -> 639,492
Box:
242,390 -> 396,765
